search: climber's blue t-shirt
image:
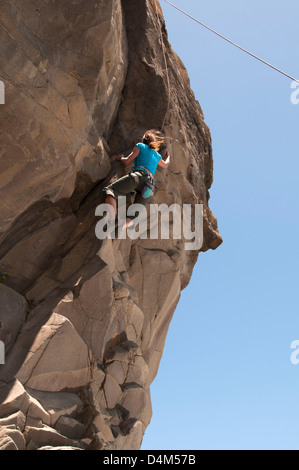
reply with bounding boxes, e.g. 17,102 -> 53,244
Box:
134,143 -> 161,176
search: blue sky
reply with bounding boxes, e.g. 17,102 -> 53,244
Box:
142,0 -> 299,450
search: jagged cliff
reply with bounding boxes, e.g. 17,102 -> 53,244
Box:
0,0 -> 222,450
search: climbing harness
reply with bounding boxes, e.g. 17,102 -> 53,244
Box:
130,168 -> 156,199
163,0 -> 299,84
134,166 -> 156,199
141,176 -> 156,199
135,165 -> 154,179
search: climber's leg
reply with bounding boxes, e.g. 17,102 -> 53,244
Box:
133,191 -> 153,207
122,218 -> 134,230
124,172 -> 152,227
104,195 -> 117,221
126,191 -> 152,229
103,174 -> 136,219
103,171 -> 152,231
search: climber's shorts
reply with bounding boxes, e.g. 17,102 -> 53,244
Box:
103,171 -> 149,199
103,171 -> 153,220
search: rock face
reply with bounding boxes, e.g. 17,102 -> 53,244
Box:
0,0 -> 222,450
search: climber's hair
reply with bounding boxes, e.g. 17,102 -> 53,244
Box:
142,129 -> 166,152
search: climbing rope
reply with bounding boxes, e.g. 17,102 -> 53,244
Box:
154,10 -> 171,132
164,0 -> 299,83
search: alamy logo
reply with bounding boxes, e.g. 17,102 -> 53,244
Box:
0,81 -> 5,104
0,341 -> 5,365
95,198 -> 203,251
290,80 -> 299,105
290,340 -> 299,365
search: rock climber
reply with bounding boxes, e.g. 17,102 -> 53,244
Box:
103,129 -> 171,230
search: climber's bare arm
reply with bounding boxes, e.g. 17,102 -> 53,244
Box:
158,149 -> 170,169
114,146 -> 139,167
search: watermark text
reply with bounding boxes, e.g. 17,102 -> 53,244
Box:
0,81 -> 5,104
0,340 -> 5,364
290,340 -> 299,365
290,80 -> 299,105
95,198 -> 203,251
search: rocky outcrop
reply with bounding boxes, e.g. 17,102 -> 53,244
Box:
0,0 -> 222,450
